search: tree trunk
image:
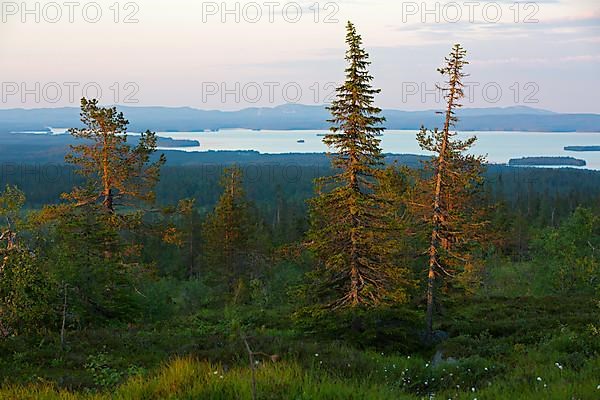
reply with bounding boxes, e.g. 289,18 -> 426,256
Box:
425,57 -> 456,338
242,335 -> 257,400
103,188 -> 114,212
61,282 -> 68,349
188,220 -> 194,279
425,263 -> 435,338
427,153 -> 446,339
101,129 -> 114,213
349,176 -> 361,306
349,264 -> 360,306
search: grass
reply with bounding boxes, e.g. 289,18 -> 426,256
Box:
1,271 -> 599,399
1,357 -> 408,400
1,350 -> 598,399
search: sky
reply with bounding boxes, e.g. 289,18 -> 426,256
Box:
0,0 -> 598,112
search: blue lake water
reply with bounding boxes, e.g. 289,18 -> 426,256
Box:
153,129 -> 600,170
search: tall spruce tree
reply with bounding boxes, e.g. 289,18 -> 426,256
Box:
414,44 -> 487,338
308,21 -> 409,308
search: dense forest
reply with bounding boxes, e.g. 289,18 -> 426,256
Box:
0,23 -> 598,400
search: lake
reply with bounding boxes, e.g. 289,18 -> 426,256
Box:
150,129 -> 600,170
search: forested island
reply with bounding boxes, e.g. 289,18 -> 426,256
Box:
509,156 -> 586,167
156,137 -> 200,148
564,145 -> 600,152
0,23 -> 598,400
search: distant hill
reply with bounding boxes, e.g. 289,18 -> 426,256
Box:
0,104 -> 598,132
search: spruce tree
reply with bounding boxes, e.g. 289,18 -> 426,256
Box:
413,44 -> 487,339
202,166 -> 262,289
308,21 -> 409,308
43,210 -> 140,322
178,198 -> 197,279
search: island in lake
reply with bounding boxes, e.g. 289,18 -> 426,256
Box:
564,146 -> 600,152
509,156 -> 586,167
156,137 -> 200,148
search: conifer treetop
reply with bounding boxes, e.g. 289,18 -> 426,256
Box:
324,21 -> 386,189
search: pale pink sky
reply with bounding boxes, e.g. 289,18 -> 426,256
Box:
1,0 -> 598,112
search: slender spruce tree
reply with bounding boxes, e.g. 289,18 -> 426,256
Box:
414,44 -> 487,339
308,21 -> 409,308
202,166 -> 263,289
178,198 -> 197,279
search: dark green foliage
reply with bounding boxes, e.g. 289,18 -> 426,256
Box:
40,208 -> 144,324
0,185 -> 57,335
293,305 -> 422,352
155,198 -> 201,279
135,278 -> 212,322
2,162 -> 599,233
440,296 -> 598,358
202,166 -> 269,291
1,286 -> 597,398
532,207 -> 600,294
0,249 -> 57,335
308,22 -> 410,308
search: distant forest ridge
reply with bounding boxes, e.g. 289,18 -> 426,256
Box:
0,104 -> 599,132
